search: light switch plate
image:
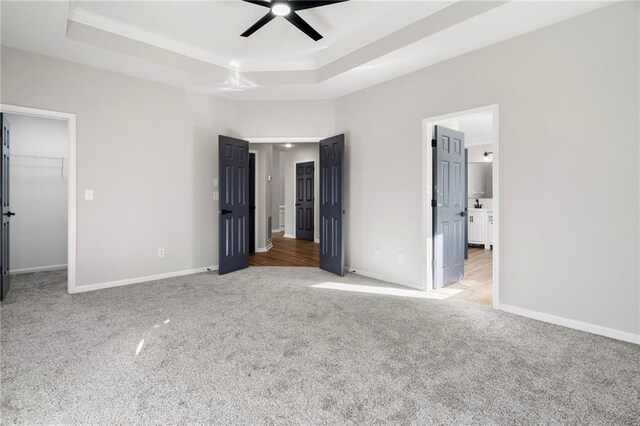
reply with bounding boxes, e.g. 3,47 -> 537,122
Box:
373,249 -> 380,259
84,189 -> 94,201
397,252 -> 404,263
213,191 -> 219,200
213,178 -> 218,187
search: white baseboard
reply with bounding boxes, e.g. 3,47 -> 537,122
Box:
283,234 -> 296,239
344,266 -> 423,291
279,226 -> 285,231
271,229 -> 281,233
314,238 -> 320,244
71,265 -> 219,294
10,264 -> 67,274
256,243 -> 273,253
499,303 -> 640,345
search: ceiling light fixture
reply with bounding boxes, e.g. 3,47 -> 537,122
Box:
271,3 -> 291,16
285,143 -> 293,148
241,0 -> 350,41
483,151 -> 493,162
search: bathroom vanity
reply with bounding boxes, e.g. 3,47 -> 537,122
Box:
468,208 -> 493,249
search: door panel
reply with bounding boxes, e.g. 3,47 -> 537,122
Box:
295,161 -> 314,241
219,135 -> 250,275
319,135 -> 344,276
433,126 -> 466,288
1,114 -> 10,300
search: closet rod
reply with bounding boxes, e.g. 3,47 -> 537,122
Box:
11,153 -> 67,177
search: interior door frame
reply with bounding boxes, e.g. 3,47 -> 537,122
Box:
0,103 -> 77,294
422,104 -> 499,308
293,158 -> 317,242
249,149 -> 259,252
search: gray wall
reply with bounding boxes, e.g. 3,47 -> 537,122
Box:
0,46 -> 334,287
271,149 -> 285,230
249,143 -> 273,249
335,2 -> 639,335
8,114 -> 68,272
1,47 -> 234,286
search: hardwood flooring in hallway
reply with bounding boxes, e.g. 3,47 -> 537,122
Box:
249,232 -> 319,267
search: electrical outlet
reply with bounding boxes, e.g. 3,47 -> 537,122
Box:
397,252 -> 404,263
213,191 -> 219,200
157,248 -> 165,258
213,178 -> 218,187
84,189 -> 94,201
373,249 -> 380,259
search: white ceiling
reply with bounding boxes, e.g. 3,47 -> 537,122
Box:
0,0 -> 614,100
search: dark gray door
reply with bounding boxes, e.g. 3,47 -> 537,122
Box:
295,161 -> 314,241
319,135 -> 344,276
1,114 -> 12,300
433,126 -> 466,288
249,153 -> 256,253
218,135 -> 250,275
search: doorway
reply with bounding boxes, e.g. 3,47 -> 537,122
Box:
0,104 -> 77,298
218,136 -> 345,276
422,105 -> 499,307
249,142 -> 319,267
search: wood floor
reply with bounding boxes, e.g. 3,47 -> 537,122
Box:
435,247 -> 493,306
249,232 -> 319,267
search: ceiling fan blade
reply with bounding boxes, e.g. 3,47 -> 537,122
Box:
285,11 -> 322,41
241,0 -> 272,8
241,12 -> 276,38
288,0 -> 350,12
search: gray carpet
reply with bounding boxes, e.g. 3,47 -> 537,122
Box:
1,268 -> 639,425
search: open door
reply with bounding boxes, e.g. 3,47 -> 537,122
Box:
319,134 -> 344,276
218,135 -> 250,275
1,114 -> 12,300
433,126 -> 466,288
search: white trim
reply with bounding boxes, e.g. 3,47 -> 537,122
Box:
10,264 -> 67,275
422,104 -> 500,310
314,238 -> 320,244
1,104 -> 77,294
292,158 -> 317,242
271,228 -> 281,233
256,243 -> 273,253
345,266 -> 423,291
499,304 -> 640,345
246,137 -> 325,144
70,265 -> 219,294
283,233 -> 296,239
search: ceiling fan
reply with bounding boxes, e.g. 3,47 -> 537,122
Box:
240,0 -> 350,41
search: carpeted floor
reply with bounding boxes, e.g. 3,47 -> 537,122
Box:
1,268 -> 639,425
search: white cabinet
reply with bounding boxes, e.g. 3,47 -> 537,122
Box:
468,209 -> 493,249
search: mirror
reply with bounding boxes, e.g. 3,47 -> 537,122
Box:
468,162 -> 492,199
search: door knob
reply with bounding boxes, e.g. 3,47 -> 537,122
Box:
220,209 -> 232,215
295,203 -> 301,207
459,211 -> 466,217
4,211 -> 15,217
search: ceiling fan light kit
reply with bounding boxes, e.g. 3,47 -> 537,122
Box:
241,0 -> 350,41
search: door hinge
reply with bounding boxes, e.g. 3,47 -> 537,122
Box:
431,139 -> 436,147
431,200 -> 437,208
